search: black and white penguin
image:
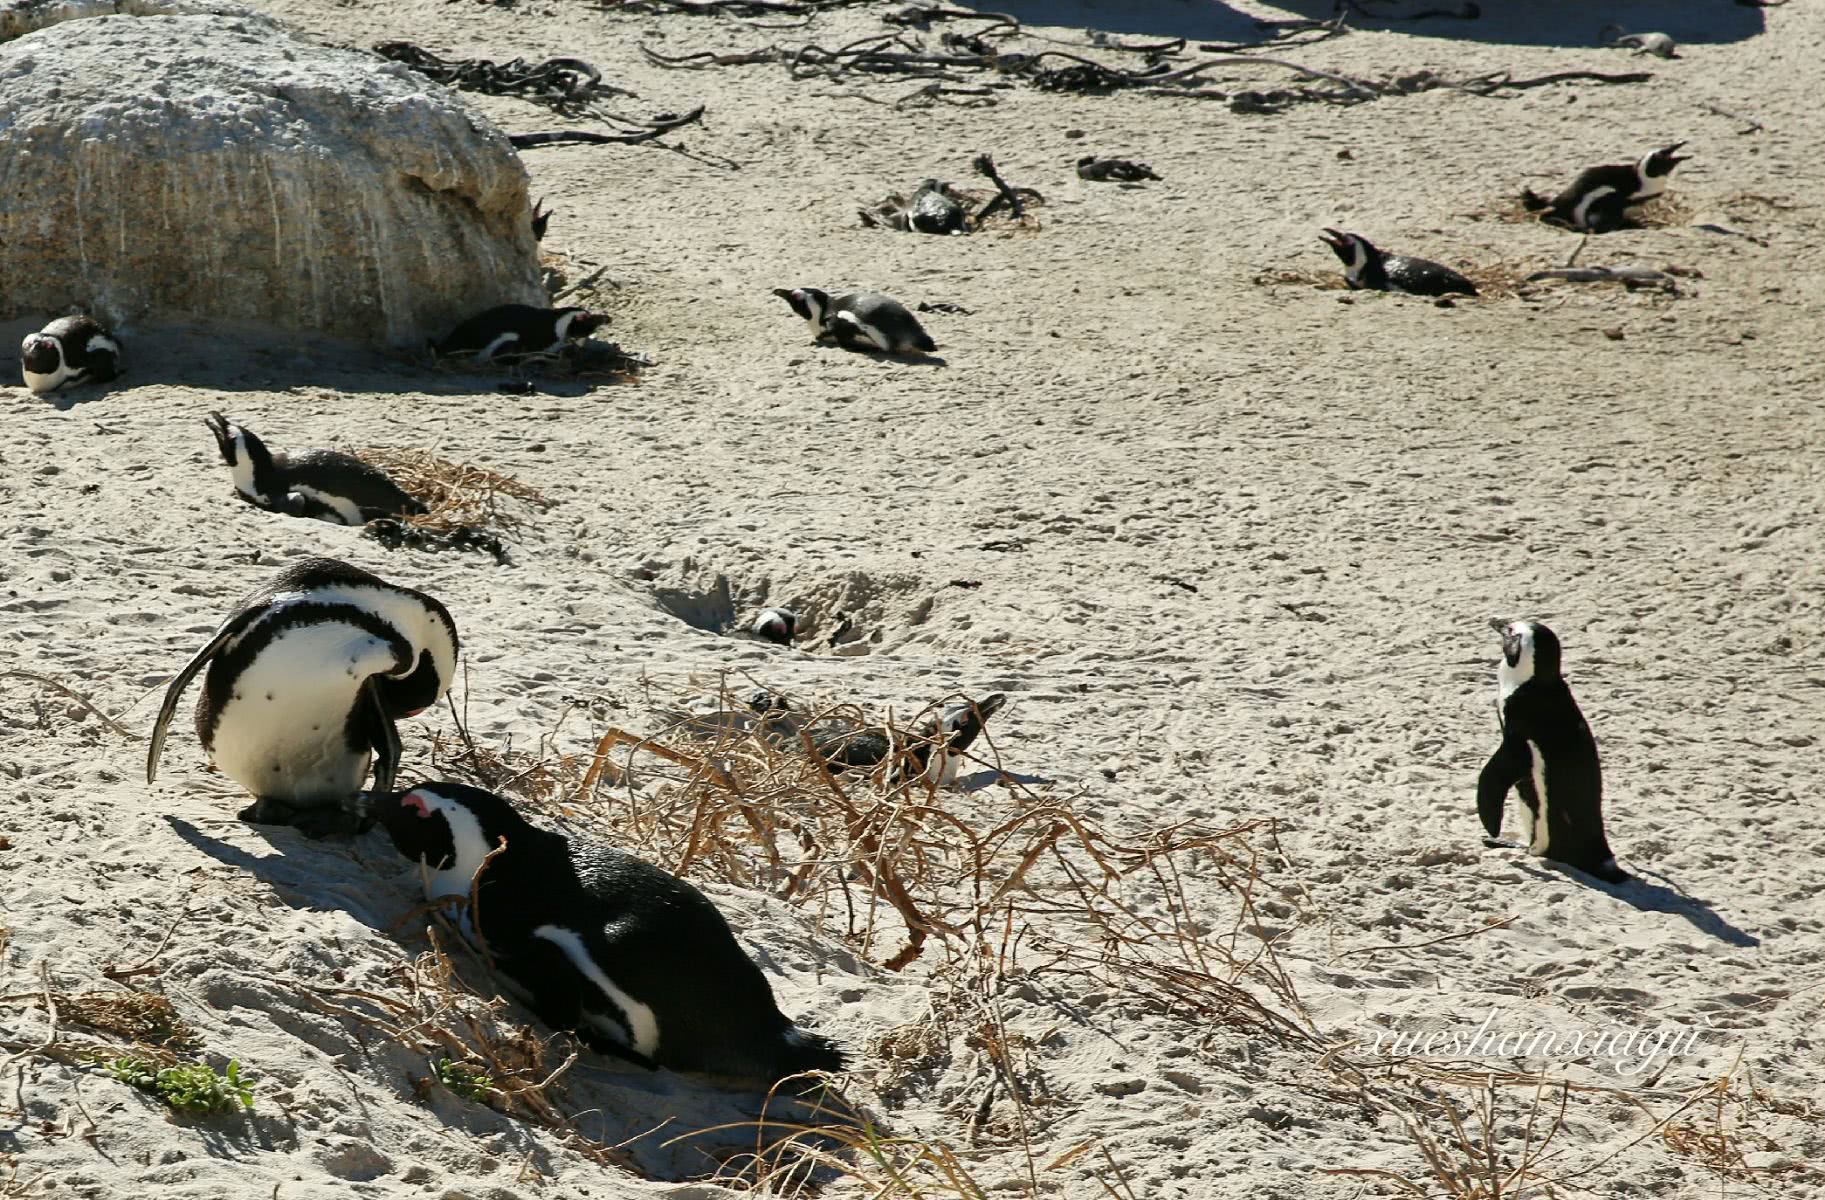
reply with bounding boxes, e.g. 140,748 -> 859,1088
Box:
1076,156 -> 1160,183
1522,143 -> 1689,233
750,607 -> 798,646
907,179 -> 966,234
433,304 -> 607,364
378,782 -> 845,1084
1318,229 -> 1479,297
20,315 -> 120,394
810,693 -> 1006,786
146,557 -> 459,837
770,288 -> 936,354
1478,619 -> 1629,884
204,413 -> 427,526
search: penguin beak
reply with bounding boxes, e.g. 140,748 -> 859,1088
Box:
1659,141 -> 1689,165
1488,617 -> 1510,634
1318,228 -> 1349,251
972,693 -> 1007,721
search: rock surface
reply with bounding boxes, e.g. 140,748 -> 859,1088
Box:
0,10 -> 544,346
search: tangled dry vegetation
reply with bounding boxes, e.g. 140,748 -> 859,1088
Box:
354,448 -> 551,537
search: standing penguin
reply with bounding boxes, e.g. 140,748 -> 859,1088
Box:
1478,619 -> 1629,884
810,693 -> 1006,785
1522,143 -> 1689,233
378,782 -> 845,1084
433,304 -> 607,364
204,413 -> 426,526
771,288 -> 937,354
1318,230 -> 1478,297
20,315 -> 120,394
146,558 -> 459,837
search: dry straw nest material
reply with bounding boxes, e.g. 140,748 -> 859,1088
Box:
354,448 -> 550,535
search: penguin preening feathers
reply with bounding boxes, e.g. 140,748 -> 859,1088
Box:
146,558 -> 459,837
1478,619 -> 1629,885
20,315 -> 120,395
810,693 -> 1006,786
204,413 -> 426,526
433,304 -> 607,364
378,782 -> 845,1084
1318,230 -> 1478,297
1521,143 -> 1689,233
771,288 -> 937,355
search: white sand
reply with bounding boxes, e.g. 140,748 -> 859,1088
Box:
3,1 -> 1823,1196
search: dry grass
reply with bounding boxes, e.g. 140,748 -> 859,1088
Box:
354,448 -> 550,535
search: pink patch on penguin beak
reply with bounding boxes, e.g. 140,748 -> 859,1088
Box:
404,706 -> 427,718
402,791 -> 432,819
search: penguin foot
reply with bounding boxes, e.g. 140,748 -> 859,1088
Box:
1482,836 -> 1522,850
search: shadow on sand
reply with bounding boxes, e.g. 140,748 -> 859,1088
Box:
1523,856 -> 1762,947
956,1 -> 1767,49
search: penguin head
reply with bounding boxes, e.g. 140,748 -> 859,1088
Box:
1318,228 -> 1378,273
531,197 -> 553,242
924,693 -> 1006,753
554,308 -> 607,342
772,287 -> 830,328
380,782 -> 528,885
20,332 -> 64,381
746,687 -> 790,715
752,607 -> 798,645
376,597 -> 459,719
1640,142 -> 1688,179
1492,619 -> 1563,690
203,412 -> 281,505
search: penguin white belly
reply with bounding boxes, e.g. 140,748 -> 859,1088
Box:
533,924 -> 661,1058
291,485 -> 364,525
1571,186 -> 1617,229
207,623 -> 399,799
1523,739 -> 1551,855
22,361 -> 70,394
925,748 -> 961,787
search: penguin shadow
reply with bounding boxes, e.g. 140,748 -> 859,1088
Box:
829,345 -> 948,369
1513,856 -> 1760,948
955,767 -> 1051,793
1260,0 -> 1765,47
164,815 -> 410,936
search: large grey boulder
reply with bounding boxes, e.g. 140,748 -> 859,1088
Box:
0,10 -> 545,347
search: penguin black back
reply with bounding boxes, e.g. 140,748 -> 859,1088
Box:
380,783 -> 844,1084
1478,619 -> 1627,884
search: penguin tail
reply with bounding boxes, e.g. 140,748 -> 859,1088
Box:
912,333 -> 937,353
776,1026 -> 846,1078
1518,188 -> 1548,213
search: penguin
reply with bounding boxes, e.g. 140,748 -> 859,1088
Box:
906,179 -> 966,234
1521,143 -> 1689,233
810,693 -> 1006,786
1076,156 -> 1160,183
1317,229 -> 1478,297
750,607 -> 798,646
770,288 -> 936,354
146,557 -> 459,838
20,315 -> 120,395
1478,619 -> 1629,884
377,782 -> 845,1084
531,198 -> 553,242
433,304 -> 607,364
204,413 -> 427,526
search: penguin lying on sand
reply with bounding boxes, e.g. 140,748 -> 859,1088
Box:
204,413 -> 426,526
1076,156 -> 1160,183
378,782 -> 845,1084
750,607 -> 798,646
809,693 -> 1006,786
1521,143 -> 1688,233
771,287 -> 936,354
146,558 -> 459,837
21,315 -> 120,395
1478,619 -> 1630,884
1318,229 -> 1478,297
434,304 -> 607,364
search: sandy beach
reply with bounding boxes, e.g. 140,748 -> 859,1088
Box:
2,0 -> 1823,1196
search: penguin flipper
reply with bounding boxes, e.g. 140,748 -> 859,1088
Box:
364,676 -> 402,797
145,607 -> 263,784
1476,735 -> 1529,840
